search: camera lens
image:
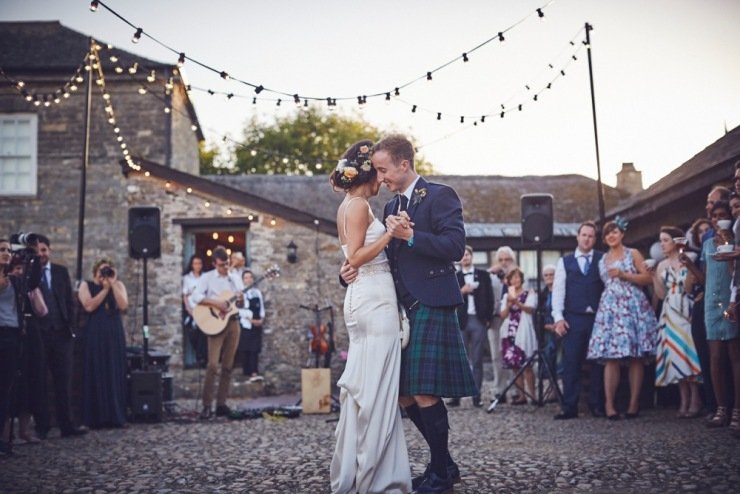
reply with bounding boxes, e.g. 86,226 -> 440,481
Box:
101,266 -> 114,277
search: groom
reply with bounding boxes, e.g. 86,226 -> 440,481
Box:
367,134 -> 476,493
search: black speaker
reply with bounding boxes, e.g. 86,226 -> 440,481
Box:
128,370 -> 163,422
128,207 -> 161,259
521,194 -> 554,244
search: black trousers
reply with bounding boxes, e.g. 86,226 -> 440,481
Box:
0,327 -> 22,433
28,324 -> 75,433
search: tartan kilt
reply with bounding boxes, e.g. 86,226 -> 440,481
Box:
399,304 -> 478,398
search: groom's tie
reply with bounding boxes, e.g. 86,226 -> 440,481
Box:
398,194 -> 408,213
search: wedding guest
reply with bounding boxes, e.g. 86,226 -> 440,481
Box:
78,258 -> 129,429
587,219 -> 659,420
500,268 -> 537,405
182,254 -> 206,366
687,217 -> 717,415
238,269 -> 265,381
487,246 -> 518,404
684,200 -> 740,433
552,221 -> 605,420
539,264 -> 560,402
652,226 -> 702,417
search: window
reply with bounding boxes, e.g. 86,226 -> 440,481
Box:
0,113 -> 38,196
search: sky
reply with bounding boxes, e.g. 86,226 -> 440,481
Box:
3,0 -> 740,188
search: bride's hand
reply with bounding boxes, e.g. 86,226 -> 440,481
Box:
385,215 -> 413,241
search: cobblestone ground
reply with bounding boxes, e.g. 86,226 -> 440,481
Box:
2,395 -> 739,493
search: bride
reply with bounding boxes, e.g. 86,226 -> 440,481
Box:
329,140 -> 411,494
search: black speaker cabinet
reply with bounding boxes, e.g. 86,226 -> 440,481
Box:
128,207 -> 161,259
129,369 -> 163,422
521,194 -> 554,244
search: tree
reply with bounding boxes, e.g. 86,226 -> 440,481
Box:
198,141 -> 221,175
200,107 -> 433,176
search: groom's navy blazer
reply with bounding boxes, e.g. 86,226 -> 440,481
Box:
383,177 -> 466,308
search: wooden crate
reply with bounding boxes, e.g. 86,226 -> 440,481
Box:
300,368 -> 332,414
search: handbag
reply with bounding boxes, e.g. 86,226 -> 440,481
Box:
399,304 -> 410,349
27,287 -> 48,317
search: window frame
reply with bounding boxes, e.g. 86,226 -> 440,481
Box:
0,113 -> 38,196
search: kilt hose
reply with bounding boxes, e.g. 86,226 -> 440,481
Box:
399,303 -> 478,398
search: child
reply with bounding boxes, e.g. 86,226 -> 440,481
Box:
238,270 -> 265,381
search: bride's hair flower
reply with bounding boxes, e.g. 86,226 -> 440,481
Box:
331,140 -> 377,191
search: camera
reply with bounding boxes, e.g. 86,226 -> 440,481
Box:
10,231 -> 39,248
101,266 -> 115,278
495,270 -> 505,280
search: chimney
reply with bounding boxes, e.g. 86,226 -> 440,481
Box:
616,163 -> 643,194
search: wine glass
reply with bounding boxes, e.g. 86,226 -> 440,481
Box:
673,237 -> 688,255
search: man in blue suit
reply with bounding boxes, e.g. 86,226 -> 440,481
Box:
376,134 -> 477,494
551,221 -> 606,420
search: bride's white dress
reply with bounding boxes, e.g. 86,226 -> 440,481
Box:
330,209 -> 411,494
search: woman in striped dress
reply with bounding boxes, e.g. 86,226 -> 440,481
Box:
653,226 -> 702,417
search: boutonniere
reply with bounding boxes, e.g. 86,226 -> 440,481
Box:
412,187 -> 427,206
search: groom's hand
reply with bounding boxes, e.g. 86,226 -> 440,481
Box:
340,260 -> 358,285
385,214 -> 414,241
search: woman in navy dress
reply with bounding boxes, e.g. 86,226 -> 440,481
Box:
78,258 -> 129,428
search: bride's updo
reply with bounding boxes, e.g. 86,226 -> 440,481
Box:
330,139 -> 377,191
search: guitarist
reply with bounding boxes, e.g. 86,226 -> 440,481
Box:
189,247 -> 244,420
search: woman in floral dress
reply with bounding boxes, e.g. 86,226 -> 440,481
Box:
587,220 -> 659,419
500,268 -> 537,404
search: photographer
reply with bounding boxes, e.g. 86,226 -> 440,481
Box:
29,234 -> 87,439
78,258 -> 128,429
0,238 -> 23,455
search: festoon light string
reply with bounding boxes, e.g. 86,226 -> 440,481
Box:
0,53 -> 90,107
90,39 -> 247,216
93,21 -> 586,173
89,0 -> 557,108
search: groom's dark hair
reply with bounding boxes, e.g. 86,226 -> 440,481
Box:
372,134 -> 415,170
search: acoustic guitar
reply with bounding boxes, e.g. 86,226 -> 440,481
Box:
193,266 -> 280,336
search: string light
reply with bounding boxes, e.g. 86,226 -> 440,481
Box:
91,0 -> 555,107
177,52 -> 186,68
131,28 -> 143,44
90,1 -> 99,12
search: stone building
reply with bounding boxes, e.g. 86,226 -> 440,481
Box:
3,21 -> 739,404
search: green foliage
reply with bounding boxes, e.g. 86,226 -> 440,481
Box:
199,107 -> 434,176
198,141 -> 221,175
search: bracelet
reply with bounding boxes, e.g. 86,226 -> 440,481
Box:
407,235 -> 414,248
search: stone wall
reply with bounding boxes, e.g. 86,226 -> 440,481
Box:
124,173 -> 349,398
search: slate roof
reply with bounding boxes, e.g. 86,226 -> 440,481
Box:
0,21 -> 203,140
208,174 -> 624,235
0,21 -> 167,72
609,125 -> 740,218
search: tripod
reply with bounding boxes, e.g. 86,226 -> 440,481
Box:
488,247 -> 563,413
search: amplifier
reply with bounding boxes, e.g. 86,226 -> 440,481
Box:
126,347 -> 170,373
128,369 -> 163,422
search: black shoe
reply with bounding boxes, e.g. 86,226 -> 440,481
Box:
554,412 -> 578,420
447,398 -> 460,407
589,407 -> 606,418
472,396 -> 482,408
61,426 -> 88,438
215,405 -> 232,417
607,413 -> 620,421
199,406 -> 213,420
416,470 -> 454,494
0,440 -> 13,455
625,411 -> 640,419
412,462 -> 461,491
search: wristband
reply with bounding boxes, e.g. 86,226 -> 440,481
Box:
407,235 -> 414,248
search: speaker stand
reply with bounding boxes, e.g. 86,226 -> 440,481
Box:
141,255 -> 150,370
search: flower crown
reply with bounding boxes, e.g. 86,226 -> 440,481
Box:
336,145 -> 373,184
